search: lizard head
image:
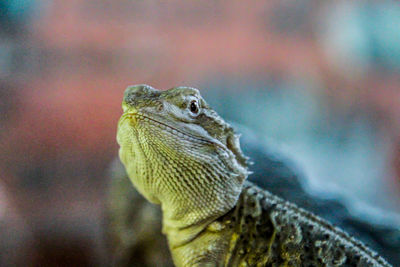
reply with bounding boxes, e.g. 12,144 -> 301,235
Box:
117,84 -> 249,227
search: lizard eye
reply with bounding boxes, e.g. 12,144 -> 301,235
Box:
189,100 -> 200,115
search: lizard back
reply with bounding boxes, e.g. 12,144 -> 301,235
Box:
220,181 -> 391,267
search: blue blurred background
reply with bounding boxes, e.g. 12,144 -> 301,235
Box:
0,1 -> 399,266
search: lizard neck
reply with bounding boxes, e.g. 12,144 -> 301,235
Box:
120,124 -> 248,249
159,170 -> 245,267
160,171 -> 244,248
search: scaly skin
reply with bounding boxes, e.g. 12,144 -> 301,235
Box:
116,84 -> 391,267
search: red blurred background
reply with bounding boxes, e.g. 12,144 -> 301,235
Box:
0,1 -> 399,266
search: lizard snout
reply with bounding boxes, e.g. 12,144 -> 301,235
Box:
124,84 -> 158,101
123,84 -> 161,111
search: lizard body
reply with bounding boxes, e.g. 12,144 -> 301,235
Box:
116,84 -> 391,267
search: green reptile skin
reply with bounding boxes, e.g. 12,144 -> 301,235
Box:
116,84 -> 391,267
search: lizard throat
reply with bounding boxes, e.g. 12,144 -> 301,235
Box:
118,110 -> 247,252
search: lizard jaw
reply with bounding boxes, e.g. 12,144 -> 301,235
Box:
119,111 -> 226,150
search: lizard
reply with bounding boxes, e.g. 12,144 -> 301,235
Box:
116,84 -> 392,267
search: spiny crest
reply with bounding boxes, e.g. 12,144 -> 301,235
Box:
203,108 -> 249,168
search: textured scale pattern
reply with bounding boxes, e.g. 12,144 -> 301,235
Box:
221,182 -> 390,266
116,84 -> 391,267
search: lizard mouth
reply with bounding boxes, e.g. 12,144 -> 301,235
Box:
119,112 -> 225,149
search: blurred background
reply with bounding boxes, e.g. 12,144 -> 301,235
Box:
0,0 -> 400,266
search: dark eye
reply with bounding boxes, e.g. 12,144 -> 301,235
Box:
189,100 -> 199,114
